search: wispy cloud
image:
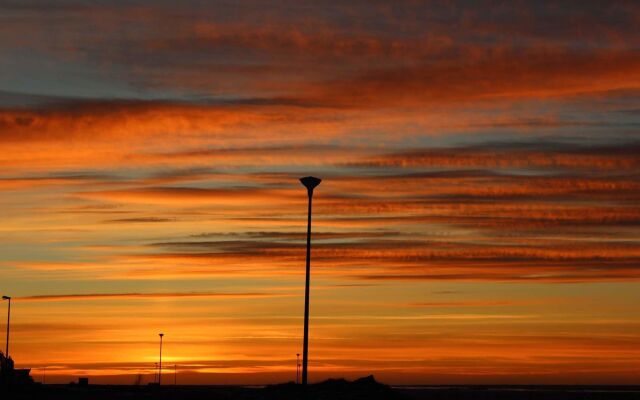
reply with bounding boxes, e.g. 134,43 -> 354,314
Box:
17,291 -> 290,302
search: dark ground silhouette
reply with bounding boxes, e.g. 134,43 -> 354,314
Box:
4,376 -> 640,400
396,385 -> 640,400
4,375 -> 399,400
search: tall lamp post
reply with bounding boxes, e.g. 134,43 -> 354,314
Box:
300,176 -> 321,386
2,296 -> 10,359
158,333 -> 164,385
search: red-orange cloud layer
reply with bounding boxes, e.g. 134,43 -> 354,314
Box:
1,0 -> 639,386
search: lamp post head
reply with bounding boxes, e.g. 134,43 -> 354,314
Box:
300,176 -> 321,196
2,296 -> 9,300
159,333 -> 164,337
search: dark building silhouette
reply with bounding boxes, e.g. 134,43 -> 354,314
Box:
0,351 -> 33,386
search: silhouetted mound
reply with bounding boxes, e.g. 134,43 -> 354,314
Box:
264,375 -> 404,400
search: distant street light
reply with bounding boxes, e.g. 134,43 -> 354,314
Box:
2,296 -> 10,359
296,353 -> 300,384
158,333 -> 164,385
299,176 -> 321,386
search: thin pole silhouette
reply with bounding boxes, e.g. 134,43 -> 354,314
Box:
300,176 -> 321,386
158,333 -> 164,385
2,296 -> 10,358
296,353 -> 300,384
42,366 -> 46,384
174,364 -> 177,385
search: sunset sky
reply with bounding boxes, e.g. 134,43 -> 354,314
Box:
1,0 -> 640,385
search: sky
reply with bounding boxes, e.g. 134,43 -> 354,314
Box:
0,0 -> 639,385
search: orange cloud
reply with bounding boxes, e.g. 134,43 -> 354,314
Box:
17,292 -> 288,302
352,145 -> 640,170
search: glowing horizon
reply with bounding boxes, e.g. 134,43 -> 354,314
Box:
1,0 -> 639,385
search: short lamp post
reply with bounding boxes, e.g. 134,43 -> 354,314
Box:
158,333 -> 164,385
2,296 -> 10,359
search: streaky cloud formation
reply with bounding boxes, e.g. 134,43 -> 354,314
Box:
17,291 -> 289,302
0,0 -> 639,386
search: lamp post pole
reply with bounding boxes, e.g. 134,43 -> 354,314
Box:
158,333 -> 164,385
2,296 -> 10,359
296,353 -> 300,384
299,176 -> 321,386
